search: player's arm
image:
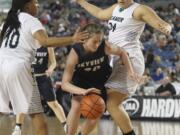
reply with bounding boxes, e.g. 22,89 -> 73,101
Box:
61,49 -> 87,95
134,5 -> 172,35
76,0 -> 117,20
105,41 -> 135,76
33,28 -> 88,47
46,48 -> 56,76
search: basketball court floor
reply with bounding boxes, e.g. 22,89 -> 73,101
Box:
0,113 -> 179,135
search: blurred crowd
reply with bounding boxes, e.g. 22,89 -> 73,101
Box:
0,0 -> 180,96
37,0 -> 180,96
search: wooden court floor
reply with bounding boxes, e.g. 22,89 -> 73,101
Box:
0,114 -> 179,135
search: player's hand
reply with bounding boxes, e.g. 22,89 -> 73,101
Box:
83,88 -> 101,95
72,27 -> 89,44
128,71 -> 142,84
45,69 -> 53,77
138,75 -> 150,85
54,81 -> 62,89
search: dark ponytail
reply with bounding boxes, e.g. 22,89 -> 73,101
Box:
0,0 -> 31,41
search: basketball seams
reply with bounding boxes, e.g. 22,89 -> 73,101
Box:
80,94 -> 105,119
81,99 -> 104,113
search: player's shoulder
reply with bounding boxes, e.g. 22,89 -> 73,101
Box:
133,4 -> 154,19
134,4 -> 153,12
112,3 -> 119,8
19,12 -> 38,23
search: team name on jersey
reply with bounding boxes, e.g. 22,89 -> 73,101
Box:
110,16 -> 124,22
77,56 -> 105,68
36,52 -> 47,57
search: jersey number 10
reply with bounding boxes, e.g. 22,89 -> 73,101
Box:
5,30 -> 20,48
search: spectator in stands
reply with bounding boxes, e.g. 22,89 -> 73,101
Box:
153,35 -> 167,57
155,76 -> 176,96
151,68 -> 164,83
145,48 -> 154,68
175,56 -> 180,81
151,56 -> 164,71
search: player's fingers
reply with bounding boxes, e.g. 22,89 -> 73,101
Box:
86,89 -> 101,95
79,32 -> 89,38
75,27 -> 81,33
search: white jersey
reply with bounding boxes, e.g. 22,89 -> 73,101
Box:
106,3 -> 145,94
0,13 -> 44,114
0,12 -> 44,62
108,2 -> 145,50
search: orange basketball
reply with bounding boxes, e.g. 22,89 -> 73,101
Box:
80,94 -> 105,119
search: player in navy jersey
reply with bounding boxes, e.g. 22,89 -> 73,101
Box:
0,0 -> 88,135
61,23 -> 139,135
76,0 -> 172,135
12,47 -> 67,135
75,0 -> 172,135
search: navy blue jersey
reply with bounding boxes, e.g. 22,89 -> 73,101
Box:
32,47 -> 48,74
72,40 -> 112,90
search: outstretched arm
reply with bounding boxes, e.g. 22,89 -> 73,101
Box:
76,0 -> 117,20
33,28 -> 88,47
46,48 -> 56,76
105,41 -> 134,75
62,49 -> 101,95
134,5 -> 172,35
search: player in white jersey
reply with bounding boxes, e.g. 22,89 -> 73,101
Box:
75,0 -> 172,135
0,0 -> 88,135
12,47 -> 67,135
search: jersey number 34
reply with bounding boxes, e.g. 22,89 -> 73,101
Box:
108,22 -> 117,32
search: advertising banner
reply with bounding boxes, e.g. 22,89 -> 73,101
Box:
123,96 -> 180,121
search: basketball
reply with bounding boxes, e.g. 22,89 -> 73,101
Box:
80,94 -> 106,119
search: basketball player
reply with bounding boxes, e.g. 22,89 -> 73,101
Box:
0,0 -> 88,135
75,0 -> 172,135
12,47 -> 67,135
61,23 -> 139,135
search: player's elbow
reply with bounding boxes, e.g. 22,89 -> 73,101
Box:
38,38 -> 49,47
96,14 -> 103,20
54,62 -> 57,68
52,61 -> 57,69
61,81 -> 68,92
96,12 -> 108,20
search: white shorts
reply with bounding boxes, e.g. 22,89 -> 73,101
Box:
105,48 -> 145,95
0,57 -> 43,114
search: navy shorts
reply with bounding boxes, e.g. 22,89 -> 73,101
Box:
36,75 -> 55,102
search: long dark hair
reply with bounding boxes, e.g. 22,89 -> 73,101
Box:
0,0 -> 31,41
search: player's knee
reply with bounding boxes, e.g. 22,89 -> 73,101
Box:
71,101 -> 81,110
87,119 -> 98,126
106,100 -> 114,111
107,98 -> 119,108
106,99 -> 121,114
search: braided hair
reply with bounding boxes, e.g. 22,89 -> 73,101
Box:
0,0 -> 31,41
